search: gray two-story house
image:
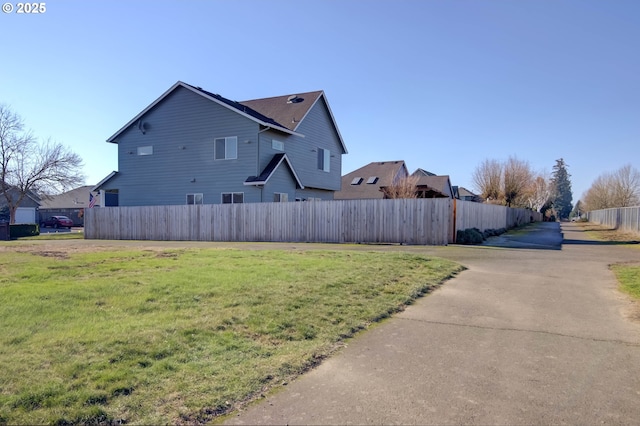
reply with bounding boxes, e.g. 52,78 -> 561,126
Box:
94,81 -> 347,206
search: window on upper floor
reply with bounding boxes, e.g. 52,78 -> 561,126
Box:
186,193 -> 203,205
272,139 -> 284,151
137,146 -> 153,156
222,192 -> 243,204
214,136 -> 238,160
317,148 -> 330,172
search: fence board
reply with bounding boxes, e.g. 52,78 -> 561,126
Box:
587,206 -> 640,235
85,198 -> 540,245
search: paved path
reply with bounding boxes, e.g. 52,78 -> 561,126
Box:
226,223 -> 640,425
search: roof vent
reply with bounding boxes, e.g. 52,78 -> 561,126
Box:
367,177 -> 379,184
287,95 -> 304,104
351,177 -> 363,185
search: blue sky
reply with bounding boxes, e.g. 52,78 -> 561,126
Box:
2,0 -> 638,202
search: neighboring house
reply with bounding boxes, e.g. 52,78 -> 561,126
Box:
94,81 -> 348,206
453,186 -> 483,202
334,161 -> 409,200
0,184 -> 41,224
38,185 -> 99,226
411,169 -> 455,199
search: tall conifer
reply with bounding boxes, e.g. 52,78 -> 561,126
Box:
551,158 -> 573,219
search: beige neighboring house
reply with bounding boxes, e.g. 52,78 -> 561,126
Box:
334,161 -> 409,200
39,185 -> 99,226
336,162 -> 458,200
411,168 -> 455,199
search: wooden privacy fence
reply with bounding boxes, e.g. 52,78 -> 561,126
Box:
85,199 -> 541,245
587,206 -> 640,235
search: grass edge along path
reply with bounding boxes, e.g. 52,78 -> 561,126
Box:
611,263 -> 640,300
0,247 -> 463,425
576,221 -> 640,301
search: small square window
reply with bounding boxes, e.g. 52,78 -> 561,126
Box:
214,137 -> 238,160
186,193 -> 203,205
272,140 -> 284,151
137,146 -> 153,156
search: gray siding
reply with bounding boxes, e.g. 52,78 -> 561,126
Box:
108,86 -> 264,206
290,97 -> 344,191
257,97 -> 343,195
104,87 -> 344,206
261,162 -> 297,202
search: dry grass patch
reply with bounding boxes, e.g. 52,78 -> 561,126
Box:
576,222 -> 640,244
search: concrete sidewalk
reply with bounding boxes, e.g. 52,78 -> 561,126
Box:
226,222 -> 640,425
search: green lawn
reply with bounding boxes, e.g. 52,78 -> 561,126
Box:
0,246 -> 462,424
611,263 -> 640,299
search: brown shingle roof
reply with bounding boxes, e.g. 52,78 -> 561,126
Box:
334,161 -> 408,200
413,174 -> 453,198
240,91 -> 324,132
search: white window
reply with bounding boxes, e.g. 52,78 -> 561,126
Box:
137,146 -> 153,156
351,177 -> 363,185
272,139 -> 284,151
186,193 -> 203,205
367,176 -> 379,184
214,136 -> 238,160
274,192 -> 288,202
222,192 -> 243,204
317,148 -> 330,172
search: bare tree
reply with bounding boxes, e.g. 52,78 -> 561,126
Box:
382,175 -> 419,199
611,164 -> 640,207
502,156 -> 533,207
472,159 -> 502,202
526,174 -> 552,212
583,174 -> 612,211
583,164 -> 640,211
0,104 -> 84,223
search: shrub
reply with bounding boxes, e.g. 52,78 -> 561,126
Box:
456,228 -> 485,245
10,223 -> 40,238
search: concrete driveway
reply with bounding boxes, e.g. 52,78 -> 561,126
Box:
226,222 -> 640,424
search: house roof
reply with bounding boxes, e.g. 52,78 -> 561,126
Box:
334,161 -> 408,200
39,185 -> 96,209
107,82 -> 300,143
241,91 -> 347,154
457,186 -> 480,198
0,182 -> 41,205
244,153 -> 304,189
412,174 -> 453,198
92,171 -> 118,192
414,168 -> 437,177
106,81 -> 347,155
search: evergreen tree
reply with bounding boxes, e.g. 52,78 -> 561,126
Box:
551,158 -> 573,219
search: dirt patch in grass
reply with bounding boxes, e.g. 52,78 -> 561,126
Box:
30,250 -> 71,259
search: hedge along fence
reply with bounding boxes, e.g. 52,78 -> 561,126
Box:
84,198 -> 541,245
587,206 -> 640,236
